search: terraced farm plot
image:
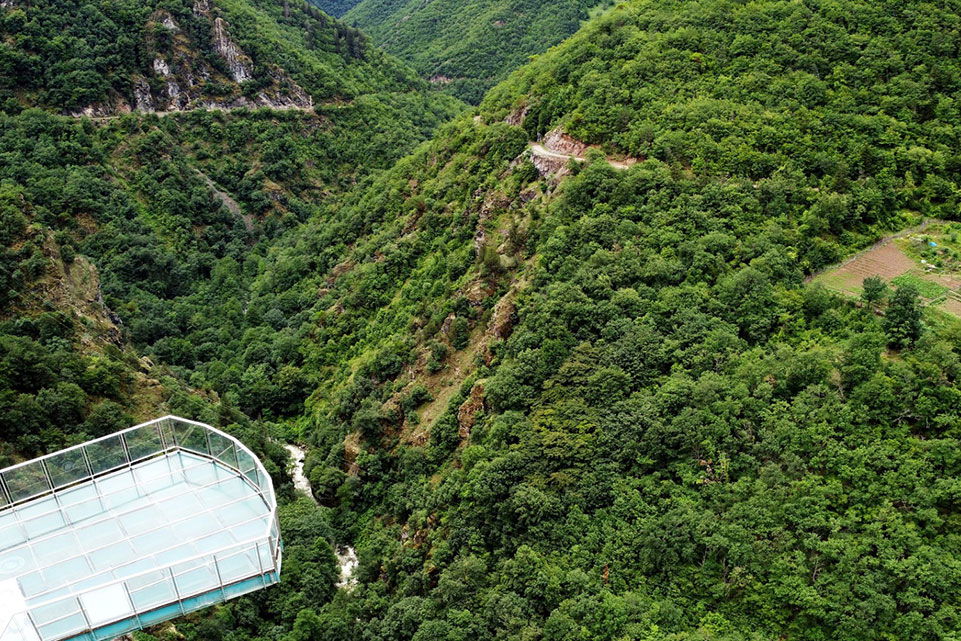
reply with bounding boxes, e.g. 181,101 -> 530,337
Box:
891,272 -> 949,299
816,242 -> 917,295
814,221 -> 961,319
943,297 -> 961,317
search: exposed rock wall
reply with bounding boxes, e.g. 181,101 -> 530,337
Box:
152,56 -> 171,76
132,77 -> 154,112
504,104 -> 529,126
68,94 -> 132,118
160,13 -> 179,30
67,5 -> 313,117
542,127 -> 589,156
212,17 -> 253,83
457,381 -> 486,438
530,150 -> 572,177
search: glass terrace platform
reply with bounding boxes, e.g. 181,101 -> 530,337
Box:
0,417 -> 281,641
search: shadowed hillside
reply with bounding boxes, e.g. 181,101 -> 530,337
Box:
339,0 -> 612,103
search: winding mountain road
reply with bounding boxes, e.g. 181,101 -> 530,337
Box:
528,142 -> 637,170
77,103 -> 316,122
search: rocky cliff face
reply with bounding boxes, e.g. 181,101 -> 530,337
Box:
542,127 -> 588,156
212,16 -> 254,83
67,5 -> 313,117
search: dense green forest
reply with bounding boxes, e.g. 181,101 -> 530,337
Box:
340,0 -> 612,103
0,0 -> 460,446
0,0 -> 458,633
217,0 -> 961,638
307,0 -> 360,18
4,0 -> 961,639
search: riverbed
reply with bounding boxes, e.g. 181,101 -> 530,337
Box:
284,443 -> 357,590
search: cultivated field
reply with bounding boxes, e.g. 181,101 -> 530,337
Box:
814,220 -> 961,318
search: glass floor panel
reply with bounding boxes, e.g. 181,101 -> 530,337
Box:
0,450 -> 274,641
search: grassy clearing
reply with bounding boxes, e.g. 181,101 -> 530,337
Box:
891,272 -> 949,300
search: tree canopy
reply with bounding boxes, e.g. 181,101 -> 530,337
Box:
4,0 -> 961,639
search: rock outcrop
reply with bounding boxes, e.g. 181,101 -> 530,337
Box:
143,12 -> 314,112
457,381 -> 486,438
212,17 -> 253,83
152,57 -> 171,76
542,127 -> 589,157
68,94 -> 132,118
67,3 -> 313,117
487,292 -> 517,341
530,149 -> 572,177
159,12 -> 179,31
132,77 -> 154,112
505,104 -> 529,127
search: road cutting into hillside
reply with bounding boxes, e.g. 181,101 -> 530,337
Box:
77,103 -> 318,122
529,142 -> 637,170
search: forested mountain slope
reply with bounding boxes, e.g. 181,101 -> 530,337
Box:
0,0 -> 461,454
0,0 -> 440,115
4,0 -> 961,639
308,0 -> 360,18
0,0 -> 462,629
338,0 -> 612,103
161,0 -> 961,639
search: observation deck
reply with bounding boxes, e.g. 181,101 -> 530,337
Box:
0,417 -> 281,641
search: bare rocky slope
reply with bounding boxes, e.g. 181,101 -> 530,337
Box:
72,2 -> 313,116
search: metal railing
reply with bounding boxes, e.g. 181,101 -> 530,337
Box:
0,417 -> 275,511
0,416 -> 282,641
